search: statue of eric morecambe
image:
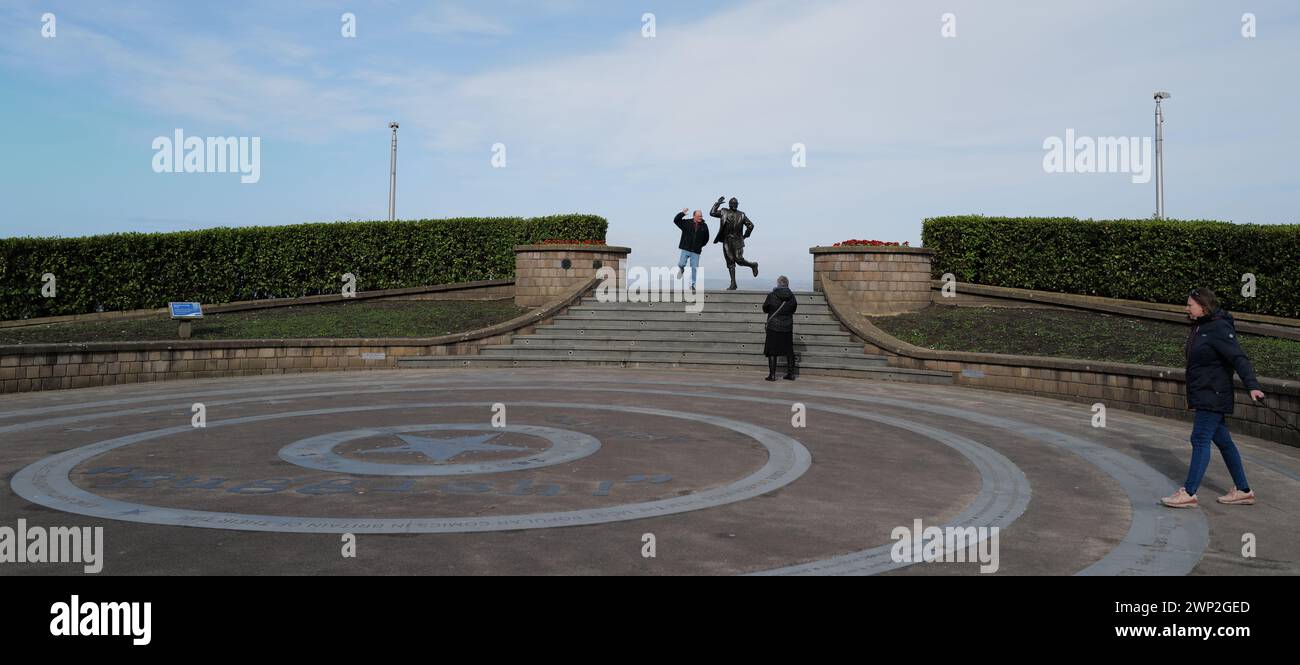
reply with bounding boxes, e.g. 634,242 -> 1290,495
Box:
710,196 -> 759,290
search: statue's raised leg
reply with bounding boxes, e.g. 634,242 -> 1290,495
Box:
732,246 -> 758,278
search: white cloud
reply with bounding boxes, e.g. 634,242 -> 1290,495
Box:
0,5 -> 379,140
414,1 -> 1125,165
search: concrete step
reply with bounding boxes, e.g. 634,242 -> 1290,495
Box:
476,345 -> 889,368
572,301 -> 833,315
557,310 -> 840,324
389,282 -> 938,381
528,329 -> 858,345
543,319 -> 848,334
580,291 -> 826,305
510,336 -> 865,354
398,355 -> 953,384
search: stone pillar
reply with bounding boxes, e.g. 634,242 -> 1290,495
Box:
810,245 -> 934,315
513,244 -> 631,307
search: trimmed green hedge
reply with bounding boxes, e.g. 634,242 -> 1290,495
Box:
0,215 -> 606,320
922,215 -> 1300,319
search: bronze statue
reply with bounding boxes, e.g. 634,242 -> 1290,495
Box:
710,196 -> 758,290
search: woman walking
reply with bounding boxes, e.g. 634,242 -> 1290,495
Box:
1162,288 -> 1264,508
762,275 -> 798,381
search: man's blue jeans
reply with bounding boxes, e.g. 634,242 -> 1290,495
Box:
1183,409 -> 1250,496
677,249 -> 700,288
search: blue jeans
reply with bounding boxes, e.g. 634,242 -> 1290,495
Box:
677,249 -> 700,288
1183,410 -> 1250,496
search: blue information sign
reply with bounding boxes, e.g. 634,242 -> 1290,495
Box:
169,302 -> 204,319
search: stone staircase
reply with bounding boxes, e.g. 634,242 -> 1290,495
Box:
399,290 -> 952,384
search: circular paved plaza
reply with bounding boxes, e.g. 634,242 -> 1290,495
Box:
2,368 -> 1298,575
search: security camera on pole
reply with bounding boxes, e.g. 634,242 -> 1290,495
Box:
1153,92 -> 1170,219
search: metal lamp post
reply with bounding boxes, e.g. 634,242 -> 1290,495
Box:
1153,92 -> 1170,219
388,121 -> 399,221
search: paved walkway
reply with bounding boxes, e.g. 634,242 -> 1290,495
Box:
2,368 -> 1297,575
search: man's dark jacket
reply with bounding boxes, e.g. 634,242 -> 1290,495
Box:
674,213 -> 709,254
1185,309 -> 1261,414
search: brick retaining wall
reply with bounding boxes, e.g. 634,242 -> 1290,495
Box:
0,278 -> 594,395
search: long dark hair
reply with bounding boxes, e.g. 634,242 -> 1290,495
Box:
1189,287 -> 1219,314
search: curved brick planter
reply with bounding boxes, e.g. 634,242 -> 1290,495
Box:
514,244 -> 631,307
810,245 -> 933,315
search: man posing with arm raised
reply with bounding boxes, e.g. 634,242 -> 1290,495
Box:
673,207 -> 709,291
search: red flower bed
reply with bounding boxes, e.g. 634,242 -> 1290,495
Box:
539,239 -> 607,245
831,239 -> 910,247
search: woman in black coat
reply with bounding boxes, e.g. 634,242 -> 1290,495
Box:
1161,288 -> 1265,509
762,275 -> 798,381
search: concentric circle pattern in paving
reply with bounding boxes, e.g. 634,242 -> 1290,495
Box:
2,368 -> 1298,575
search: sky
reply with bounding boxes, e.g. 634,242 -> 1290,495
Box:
1,0 -> 1298,287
